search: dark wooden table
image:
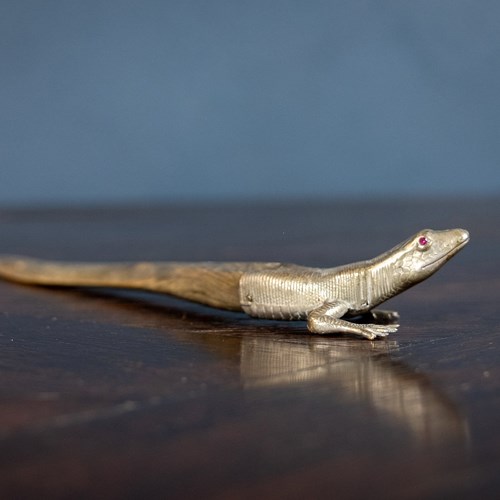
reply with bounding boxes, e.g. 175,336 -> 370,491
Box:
0,198 -> 499,499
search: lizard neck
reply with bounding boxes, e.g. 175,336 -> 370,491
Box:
365,253 -> 407,308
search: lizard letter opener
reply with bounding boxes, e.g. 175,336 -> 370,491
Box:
0,228 -> 469,339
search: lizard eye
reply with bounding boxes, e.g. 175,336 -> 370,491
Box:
417,236 -> 431,250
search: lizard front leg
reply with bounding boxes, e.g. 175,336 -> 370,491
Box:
307,301 -> 399,340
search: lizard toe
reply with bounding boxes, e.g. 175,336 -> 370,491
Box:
362,323 -> 399,339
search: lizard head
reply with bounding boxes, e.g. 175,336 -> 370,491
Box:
389,228 -> 469,286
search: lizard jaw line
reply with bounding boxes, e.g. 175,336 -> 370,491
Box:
421,238 -> 469,270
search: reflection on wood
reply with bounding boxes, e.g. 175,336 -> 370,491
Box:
241,337 -> 468,446
3,285 -> 468,448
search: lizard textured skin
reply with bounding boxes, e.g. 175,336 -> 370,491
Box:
0,228 -> 469,339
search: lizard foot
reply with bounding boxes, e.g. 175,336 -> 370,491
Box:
358,323 -> 399,340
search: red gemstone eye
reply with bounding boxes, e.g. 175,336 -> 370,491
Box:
418,236 -> 428,246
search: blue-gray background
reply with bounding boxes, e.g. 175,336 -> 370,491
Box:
1,0 -> 499,206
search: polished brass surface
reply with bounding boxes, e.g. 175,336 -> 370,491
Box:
0,229 -> 468,339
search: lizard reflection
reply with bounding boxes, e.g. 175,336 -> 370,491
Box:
6,285 -> 468,446
240,336 -> 468,446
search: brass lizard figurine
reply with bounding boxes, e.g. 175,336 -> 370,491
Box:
0,228 -> 469,339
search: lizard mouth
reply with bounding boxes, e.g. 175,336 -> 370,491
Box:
422,236 -> 469,270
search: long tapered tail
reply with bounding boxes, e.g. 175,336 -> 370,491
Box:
0,255 -> 283,311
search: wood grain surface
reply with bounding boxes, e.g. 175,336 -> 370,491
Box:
0,198 -> 499,499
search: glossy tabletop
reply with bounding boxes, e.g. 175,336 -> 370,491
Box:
0,199 -> 499,498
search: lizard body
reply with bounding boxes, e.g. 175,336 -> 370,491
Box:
0,228 -> 469,339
